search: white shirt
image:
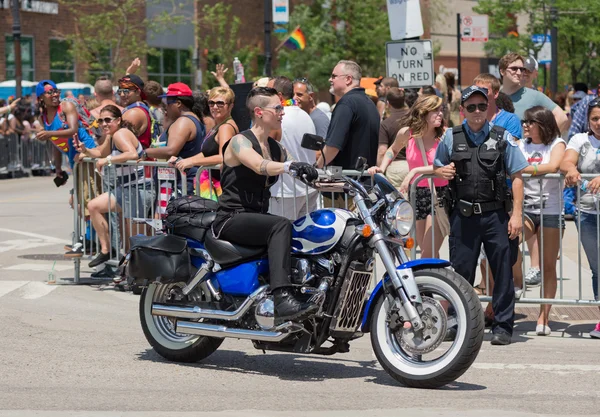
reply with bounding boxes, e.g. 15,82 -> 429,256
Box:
566,133 -> 600,214
271,105 -> 317,198
519,137 -> 565,215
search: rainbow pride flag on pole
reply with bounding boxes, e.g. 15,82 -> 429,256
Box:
283,27 -> 306,50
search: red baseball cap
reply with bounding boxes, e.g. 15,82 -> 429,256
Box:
159,82 -> 193,98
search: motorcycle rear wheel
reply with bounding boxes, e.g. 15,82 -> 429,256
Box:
140,282 -> 223,362
370,267 -> 484,388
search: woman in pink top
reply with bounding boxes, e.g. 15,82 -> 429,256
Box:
369,95 -> 448,258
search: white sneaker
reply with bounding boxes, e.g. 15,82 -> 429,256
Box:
525,268 -> 541,286
536,324 -> 551,336
514,287 -> 523,300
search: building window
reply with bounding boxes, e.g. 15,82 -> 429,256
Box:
147,48 -> 192,86
49,39 -> 74,83
5,36 -> 34,81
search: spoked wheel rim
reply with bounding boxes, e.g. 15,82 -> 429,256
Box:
376,275 -> 468,376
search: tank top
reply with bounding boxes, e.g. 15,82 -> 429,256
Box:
123,102 -> 152,149
166,114 -> 205,190
406,136 -> 448,188
110,132 -> 145,186
201,119 -> 238,181
42,109 -> 95,168
217,130 -> 282,216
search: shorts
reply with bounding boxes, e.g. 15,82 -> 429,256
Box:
384,160 -> 409,189
411,186 -> 448,221
525,212 -> 565,230
111,183 -> 156,219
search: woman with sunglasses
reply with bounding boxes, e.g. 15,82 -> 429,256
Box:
75,105 -> 154,268
171,86 -> 239,200
517,106 -> 566,336
143,83 -> 206,195
368,94 -> 448,259
561,98 -> 600,339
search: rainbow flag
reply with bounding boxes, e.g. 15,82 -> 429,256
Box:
284,27 -> 306,50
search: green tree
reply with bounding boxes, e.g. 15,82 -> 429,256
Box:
56,0 -> 184,82
198,2 -> 259,89
275,0 -> 390,91
474,0 -> 600,86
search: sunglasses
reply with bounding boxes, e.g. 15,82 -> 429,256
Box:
208,100 -> 228,108
98,117 -> 117,125
162,97 -> 178,105
589,98 -> 600,108
507,66 -> 527,74
294,77 -> 309,83
261,105 -> 284,114
117,88 -> 134,96
44,89 -> 61,96
465,103 -> 488,113
522,119 -> 537,127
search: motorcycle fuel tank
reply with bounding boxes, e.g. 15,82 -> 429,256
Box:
291,209 -> 355,255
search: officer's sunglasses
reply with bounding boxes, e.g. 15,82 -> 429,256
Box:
465,103 -> 488,113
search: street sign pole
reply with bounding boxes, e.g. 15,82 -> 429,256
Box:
11,0 -> 22,97
456,13 -> 461,88
264,0 -> 272,77
550,4 -> 558,96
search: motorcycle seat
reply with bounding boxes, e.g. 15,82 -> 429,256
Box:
204,231 -> 266,266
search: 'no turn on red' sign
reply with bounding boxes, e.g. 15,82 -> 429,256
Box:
386,40 -> 434,88
461,15 -> 488,42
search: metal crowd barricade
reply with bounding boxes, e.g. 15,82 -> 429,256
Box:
72,158 -> 187,283
0,134 -> 8,173
409,172 -> 600,307
0,133 -> 24,176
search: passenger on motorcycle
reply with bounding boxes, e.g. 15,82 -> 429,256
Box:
211,87 -> 319,321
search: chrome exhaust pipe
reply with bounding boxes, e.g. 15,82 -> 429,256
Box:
151,285 -> 268,321
175,320 -> 302,342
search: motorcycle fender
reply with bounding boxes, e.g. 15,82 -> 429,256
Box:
360,258 -> 451,333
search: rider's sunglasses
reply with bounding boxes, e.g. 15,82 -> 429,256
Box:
261,105 -> 284,114
465,103 -> 488,113
208,100 -> 227,108
99,117 -> 117,125
44,89 -> 61,96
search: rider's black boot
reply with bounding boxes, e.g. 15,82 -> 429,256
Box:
274,288 -> 318,321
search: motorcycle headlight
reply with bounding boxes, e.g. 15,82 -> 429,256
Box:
385,200 -> 414,236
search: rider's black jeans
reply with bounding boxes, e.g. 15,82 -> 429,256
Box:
216,212 -> 292,290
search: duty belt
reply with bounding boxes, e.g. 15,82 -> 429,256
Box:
469,200 -> 504,215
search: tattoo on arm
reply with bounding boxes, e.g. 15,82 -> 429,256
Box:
260,160 -> 270,175
385,150 -> 394,161
231,135 -> 252,155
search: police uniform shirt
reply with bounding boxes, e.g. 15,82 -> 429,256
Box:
434,121 -> 528,175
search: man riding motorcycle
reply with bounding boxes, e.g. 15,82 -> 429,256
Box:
211,87 -> 319,320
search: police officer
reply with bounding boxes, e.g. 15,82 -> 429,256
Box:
434,86 -> 527,346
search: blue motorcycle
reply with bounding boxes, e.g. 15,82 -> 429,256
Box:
134,151 -> 484,388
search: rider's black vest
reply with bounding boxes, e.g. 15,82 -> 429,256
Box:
217,129 -> 282,215
449,124 -> 508,203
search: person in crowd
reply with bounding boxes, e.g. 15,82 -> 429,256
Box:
499,52 -> 568,132
445,72 -> 462,127
91,76 -> 122,119
254,77 -> 270,88
434,85 -> 528,346
522,57 -> 539,89
318,60 -> 379,208
421,85 -> 438,97
405,88 -> 420,108
561,98 -> 600,339
118,74 -> 152,149
0,97 -> 20,116
316,102 -> 332,120
496,92 -> 515,113
269,76 -> 318,220
75,105 -> 154,268
375,77 -> 399,120
8,106 -> 27,136
34,80 -> 100,257
194,90 -> 215,132
142,83 -> 205,195
293,78 -> 330,138
211,87 -> 319,320
143,80 -> 165,146
474,73 -> 522,138
369,95 -> 448,259
211,63 -> 230,90
377,87 -> 409,188
568,83 -> 596,139
172,86 -> 238,200
516,106 -> 566,335
435,73 -> 450,125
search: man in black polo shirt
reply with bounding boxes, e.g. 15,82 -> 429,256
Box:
317,60 -> 379,208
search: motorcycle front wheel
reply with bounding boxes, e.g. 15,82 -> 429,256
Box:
140,282 -> 223,363
370,267 -> 484,388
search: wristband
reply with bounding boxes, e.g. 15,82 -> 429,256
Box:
283,161 -> 292,173
532,163 -> 538,176
106,155 -> 113,167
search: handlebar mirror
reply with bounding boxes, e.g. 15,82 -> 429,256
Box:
301,134 -> 325,151
355,156 -> 367,171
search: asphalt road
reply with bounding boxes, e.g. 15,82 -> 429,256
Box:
0,176 -> 598,417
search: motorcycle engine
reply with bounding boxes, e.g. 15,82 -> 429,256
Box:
290,256 -> 335,285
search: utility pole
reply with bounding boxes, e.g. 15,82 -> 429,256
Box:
264,0 -> 272,77
192,0 -> 201,89
550,2 -> 558,97
456,13 -> 462,88
11,0 -> 22,97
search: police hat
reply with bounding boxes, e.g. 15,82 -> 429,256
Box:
461,85 -> 488,104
